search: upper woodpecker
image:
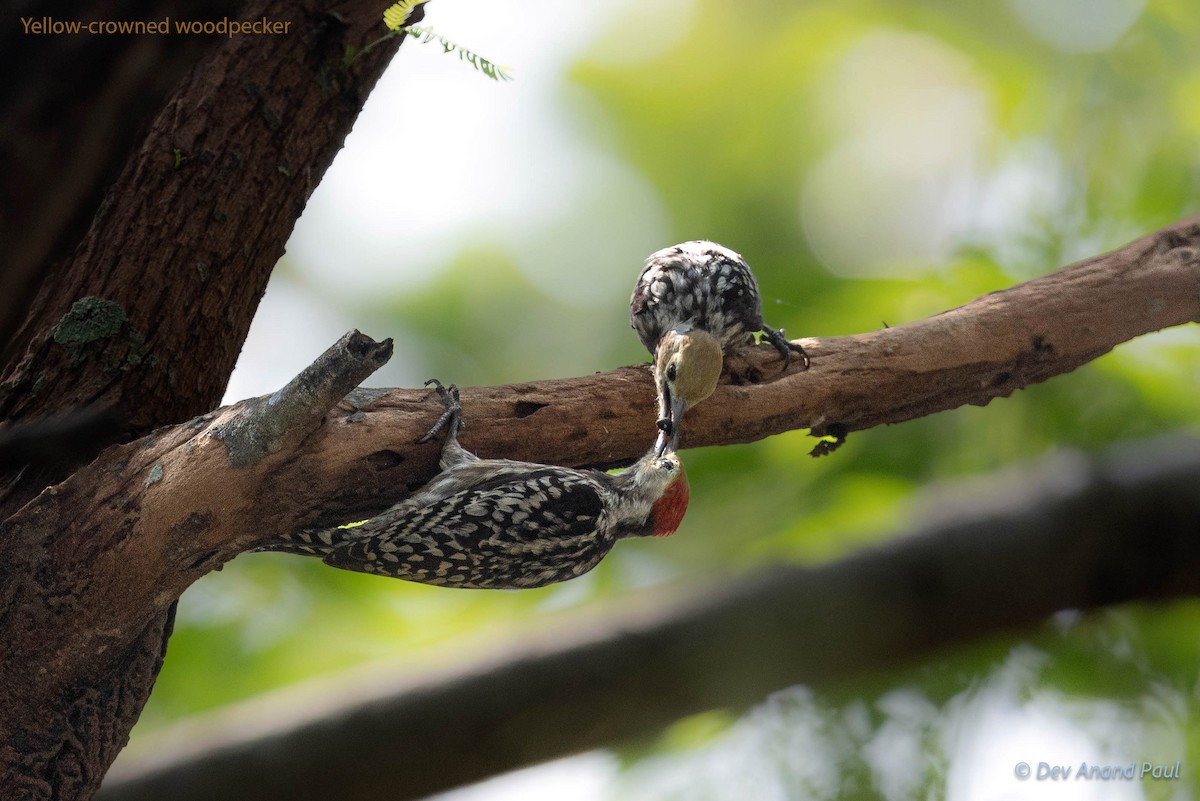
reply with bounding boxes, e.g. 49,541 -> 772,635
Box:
630,241 -> 809,450
262,381 -> 689,590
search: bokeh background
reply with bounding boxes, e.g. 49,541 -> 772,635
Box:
117,0 -> 1200,798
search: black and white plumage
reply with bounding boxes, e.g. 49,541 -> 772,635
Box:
262,381 -> 689,590
630,241 -> 809,451
630,241 -> 808,366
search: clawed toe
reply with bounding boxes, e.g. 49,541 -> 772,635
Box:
423,378 -> 460,405
418,379 -> 463,443
762,326 -> 810,371
787,341 -> 811,371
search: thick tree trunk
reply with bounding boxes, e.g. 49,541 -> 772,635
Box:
0,0 -> 412,797
0,0 -> 403,461
0,0 -> 239,343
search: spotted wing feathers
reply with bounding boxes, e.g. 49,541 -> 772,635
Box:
321,469 -> 615,589
630,241 -> 765,353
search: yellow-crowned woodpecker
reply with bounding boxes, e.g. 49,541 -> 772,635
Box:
631,240 -> 808,452
263,381 -> 689,589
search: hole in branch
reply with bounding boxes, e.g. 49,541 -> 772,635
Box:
514,401 -> 547,419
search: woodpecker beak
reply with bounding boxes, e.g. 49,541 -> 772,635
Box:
655,394 -> 686,456
669,394 -> 686,451
654,373 -> 671,456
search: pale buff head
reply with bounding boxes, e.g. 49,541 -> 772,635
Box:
653,327 -> 723,453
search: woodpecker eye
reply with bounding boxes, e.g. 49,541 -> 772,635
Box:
666,363 -> 677,382
658,458 -> 676,471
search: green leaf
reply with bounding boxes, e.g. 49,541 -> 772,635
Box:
382,0 -> 430,32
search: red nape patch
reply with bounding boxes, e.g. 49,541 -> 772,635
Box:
651,476 -> 690,536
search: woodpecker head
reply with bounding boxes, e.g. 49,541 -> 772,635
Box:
650,461 -> 689,537
654,327 -> 722,454
623,448 -> 689,538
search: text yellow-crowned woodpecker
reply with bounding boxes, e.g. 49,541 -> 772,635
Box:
262,381 -> 689,590
630,240 -> 809,452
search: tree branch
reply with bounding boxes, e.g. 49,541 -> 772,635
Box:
262,214 -> 1200,527
212,331 -> 394,468
0,332 -> 395,797
1,331 -> 394,715
97,434 -> 1200,801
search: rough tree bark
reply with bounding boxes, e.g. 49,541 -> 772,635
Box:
0,0 -> 417,798
2,0 -> 1198,798
0,0 -> 240,342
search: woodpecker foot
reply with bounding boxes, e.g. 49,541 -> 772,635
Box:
418,379 -> 463,443
762,325 -> 810,371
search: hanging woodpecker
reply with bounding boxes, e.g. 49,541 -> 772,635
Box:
262,381 -> 689,590
630,240 -> 809,451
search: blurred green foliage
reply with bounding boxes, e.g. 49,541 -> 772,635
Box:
132,0 -> 1200,796
608,605 -> 1200,800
